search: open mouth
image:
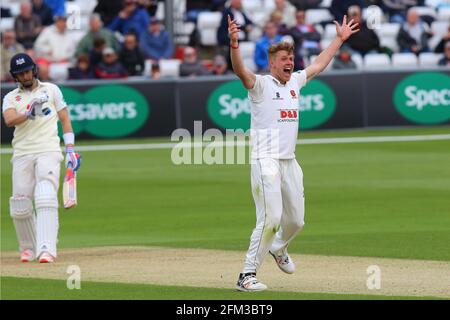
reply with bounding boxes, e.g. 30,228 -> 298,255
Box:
283,67 -> 292,77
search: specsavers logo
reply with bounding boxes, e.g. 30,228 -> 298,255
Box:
207,80 -> 251,130
299,79 -> 336,129
59,85 -> 150,138
207,79 -> 336,130
393,72 -> 450,124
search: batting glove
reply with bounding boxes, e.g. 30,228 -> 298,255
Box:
65,147 -> 81,171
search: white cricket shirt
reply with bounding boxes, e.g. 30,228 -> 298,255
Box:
249,70 -> 307,160
2,81 -> 67,158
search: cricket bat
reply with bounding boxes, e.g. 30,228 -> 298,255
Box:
63,163 -> 77,209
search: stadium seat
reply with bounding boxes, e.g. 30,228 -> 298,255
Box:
391,53 -> 418,69
351,54 -> 363,69
243,0 -> 261,13
418,52 -> 443,68
0,17 -> 14,32
314,24 -> 324,36
305,9 -> 333,25
320,38 -> 333,50
323,23 -> 337,40
364,53 -> 391,70
68,30 -> 86,47
159,59 -> 181,77
362,5 -> 386,24
244,58 -> 257,72
431,21 -> 450,36
197,11 -> 222,46
144,59 -> 152,77
375,23 -> 401,52
250,12 -> 268,28
240,41 -> 256,61
320,0 -> 333,7
248,26 -> 263,42
49,62 -> 70,81
155,1 -> 165,20
437,7 -> 450,21
9,2 -> 20,16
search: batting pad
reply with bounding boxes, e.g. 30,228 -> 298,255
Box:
10,196 -> 36,252
34,180 -> 59,258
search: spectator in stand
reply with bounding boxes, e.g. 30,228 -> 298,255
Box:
254,21 -> 284,72
217,0 -> 253,47
14,1 -> 43,49
211,54 -> 232,75
68,54 -> 95,80
332,47 -> 358,69
94,0 -> 124,26
150,62 -> 161,79
138,0 -> 159,17
139,18 -> 173,60
269,10 -> 290,35
438,40 -> 450,66
289,0 -> 322,10
434,26 -> 450,53
344,5 -> 380,56
289,9 -> 321,70
76,14 -> 121,57
108,0 -> 151,38
89,37 -> 107,67
381,0 -> 418,24
44,0 -> 65,16
34,14 -> 76,62
397,8 -> 432,54
1,30 -> 26,82
95,47 -> 128,79
330,0 -> 365,22
273,0 -> 297,28
32,0 -> 54,26
120,32 -> 145,76
180,46 -> 211,77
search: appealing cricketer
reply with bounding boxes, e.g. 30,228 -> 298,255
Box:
2,53 -> 81,263
228,15 -> 359,291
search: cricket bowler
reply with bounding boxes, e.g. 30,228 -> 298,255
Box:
2,53 -> 81,263
229,15 -> 359,291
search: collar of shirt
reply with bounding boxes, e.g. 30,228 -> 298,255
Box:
17,79 -> 43,93
268,75 -> 287,87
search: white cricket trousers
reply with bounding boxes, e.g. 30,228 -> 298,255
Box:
11,152 -> 63,257
243,158 -> 305,274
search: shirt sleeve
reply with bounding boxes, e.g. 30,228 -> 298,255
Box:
295,70 -> 307,89
2,94 -> 14,112
248,75 -> 265,104
51,84 -> 68,112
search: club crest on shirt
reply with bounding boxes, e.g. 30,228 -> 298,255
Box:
15,95 -> 21,101
290,90 -> 297,99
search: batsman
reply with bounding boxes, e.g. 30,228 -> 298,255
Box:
229,15 -> 359,291
2,53 -> 81,263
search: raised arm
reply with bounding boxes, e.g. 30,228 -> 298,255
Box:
305,15 -> 359,82
228,15 -> 256,89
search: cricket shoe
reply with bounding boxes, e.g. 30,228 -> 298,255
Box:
236,273 -> 267,292
39,252 -> 55,263
269,249 -> 295,274
20,249 -> 35,262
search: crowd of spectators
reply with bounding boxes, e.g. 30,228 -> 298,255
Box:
1,0 -> 449,83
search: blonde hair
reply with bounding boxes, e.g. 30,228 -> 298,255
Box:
267,41 -> 294,60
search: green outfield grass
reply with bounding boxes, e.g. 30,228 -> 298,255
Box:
2,127 -> 450,260
1,127 -> 450,300
1,277 -> 442,300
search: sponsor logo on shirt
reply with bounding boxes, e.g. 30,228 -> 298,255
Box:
290,90 -> 297,99
278,109 -> 298,122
